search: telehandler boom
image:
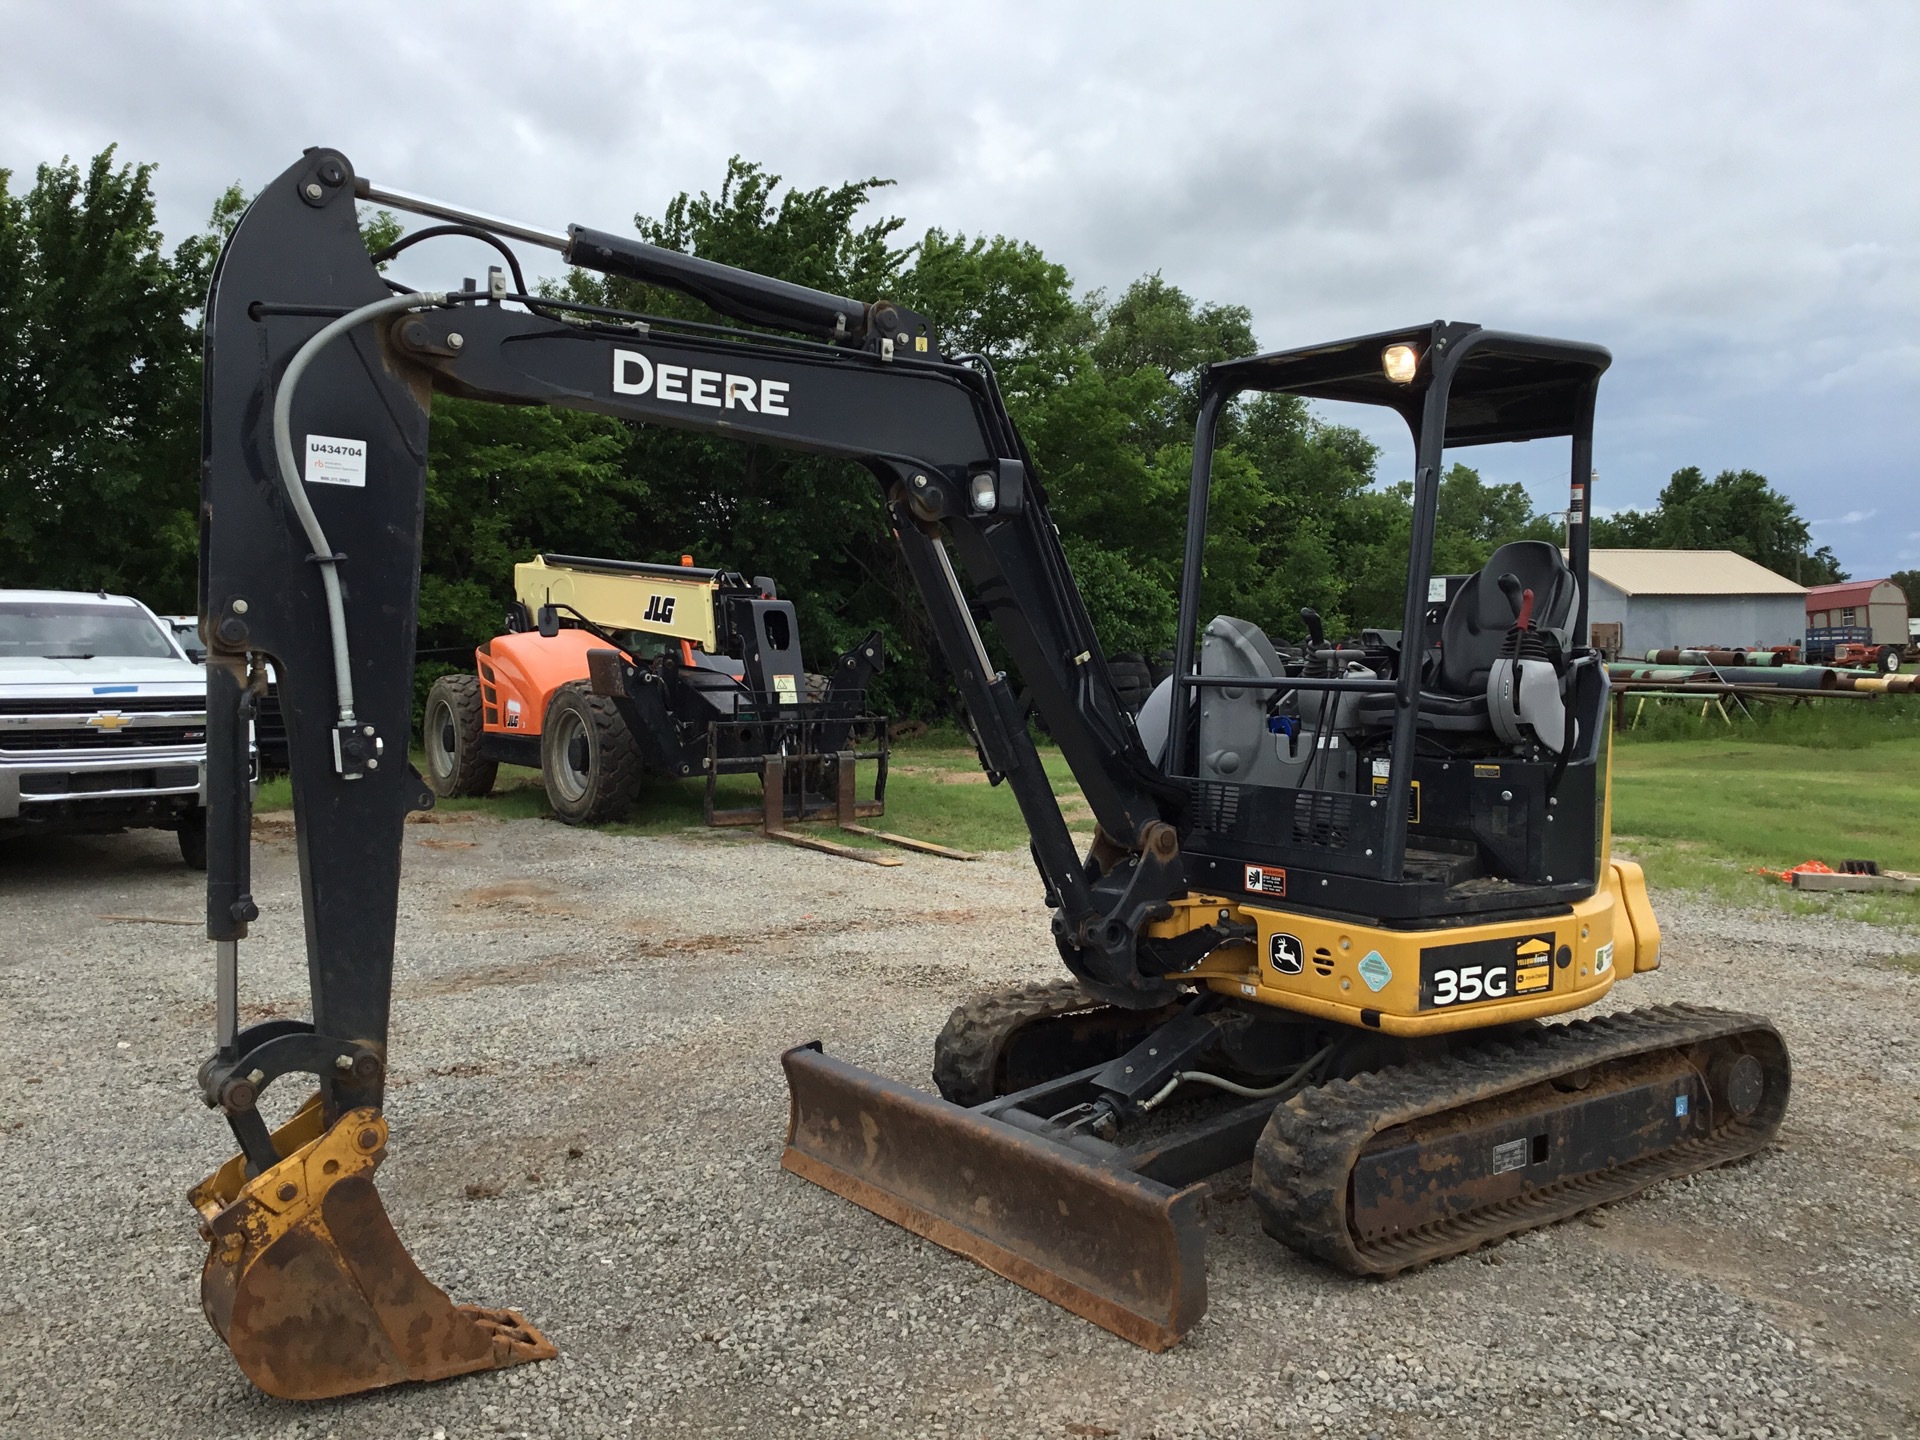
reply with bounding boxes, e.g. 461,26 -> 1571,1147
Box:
191,148 -> 1787,1398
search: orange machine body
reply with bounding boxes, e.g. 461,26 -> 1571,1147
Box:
475,630 -> 615,738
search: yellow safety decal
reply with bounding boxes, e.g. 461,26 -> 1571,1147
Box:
1370,776 -> 1421,824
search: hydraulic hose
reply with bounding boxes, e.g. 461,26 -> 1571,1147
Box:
269,290 -> 464,724
1139,1044 -> 1334,1113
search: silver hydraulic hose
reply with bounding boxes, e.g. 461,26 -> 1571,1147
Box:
269,289 -> 458,724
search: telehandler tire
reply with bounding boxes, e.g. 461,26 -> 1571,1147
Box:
424,674 -> 498,798
541,682 -> 641,825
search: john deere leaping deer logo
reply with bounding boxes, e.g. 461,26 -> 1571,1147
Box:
643,594 -> 677,625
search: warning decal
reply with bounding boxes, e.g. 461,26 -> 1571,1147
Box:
1244,864 -> 1287,897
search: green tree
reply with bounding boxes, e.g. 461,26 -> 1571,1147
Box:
1221,392 -> 1383,640
0,149 -> 211,609
415,399 -> 639,640
1086,273 -> 1256,454
1887,569 -> 1919,607
1589,466 -> 1844,584
1430,463 -> 1560,576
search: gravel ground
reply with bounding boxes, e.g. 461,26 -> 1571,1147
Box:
1,811 -> 1916,1440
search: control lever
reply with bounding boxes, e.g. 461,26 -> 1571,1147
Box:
1495,573 -> 1536,632
1299,607 -> 1326,649
1496,572 -> 1524,622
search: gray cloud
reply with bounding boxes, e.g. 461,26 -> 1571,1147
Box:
4,0 -> 1914,573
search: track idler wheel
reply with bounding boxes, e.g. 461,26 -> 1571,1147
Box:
189,1095 -> 555,1400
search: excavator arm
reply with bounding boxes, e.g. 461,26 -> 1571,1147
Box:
192,148 -> 1212,1396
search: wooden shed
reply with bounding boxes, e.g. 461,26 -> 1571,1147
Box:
1804,579 -> 1910,646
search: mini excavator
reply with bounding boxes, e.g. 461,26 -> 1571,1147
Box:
192,148 -> 1789,1399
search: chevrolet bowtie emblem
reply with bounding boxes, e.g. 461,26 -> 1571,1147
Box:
86,711 -> 135,730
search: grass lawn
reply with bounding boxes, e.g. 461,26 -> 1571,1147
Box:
255,700 -> 1920,928
1612,706 -> 1920,928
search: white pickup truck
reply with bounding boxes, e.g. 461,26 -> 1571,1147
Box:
0,589 -> 216,868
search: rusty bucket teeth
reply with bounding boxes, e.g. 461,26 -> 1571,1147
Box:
780,1044 -> 1209,1351
189,1096 -> 555,1401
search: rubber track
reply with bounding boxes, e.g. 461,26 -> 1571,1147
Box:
932,979 -> 1116,1106
1251,1003 -> 1789,1276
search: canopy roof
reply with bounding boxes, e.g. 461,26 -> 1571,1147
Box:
1206,322 -> 1612,447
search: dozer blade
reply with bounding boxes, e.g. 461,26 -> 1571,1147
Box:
780,1044 -> 1208,1351
189,1095 -> 555,1400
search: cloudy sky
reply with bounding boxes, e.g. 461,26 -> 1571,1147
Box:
5,1 -> 1914,575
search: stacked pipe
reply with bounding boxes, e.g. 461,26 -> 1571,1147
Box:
1839,673 -> 1920,694
1609,662 -> 1839,691
1644,648 -> 1781,666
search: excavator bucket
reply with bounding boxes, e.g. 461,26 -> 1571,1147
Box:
189,1095 -> 555,1400
780,1044 -> 1209,1350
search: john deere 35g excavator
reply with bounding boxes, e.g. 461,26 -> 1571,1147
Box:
192,148 -> 1789,1399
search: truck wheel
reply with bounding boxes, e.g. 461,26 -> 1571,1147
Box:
424,674 -> 497,798
178,809 -> 208,870
1880,648 -> 1901,675
541,683 -> 641,825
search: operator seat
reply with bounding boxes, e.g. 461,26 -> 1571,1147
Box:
1436,541 -> 1576,694
1357,540 -> 1577,732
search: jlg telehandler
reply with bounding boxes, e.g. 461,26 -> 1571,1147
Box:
423,552 -> 930,861
190,149 -> 1788,1399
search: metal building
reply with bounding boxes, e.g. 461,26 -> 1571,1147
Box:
1804,579 -> 1910,646
1582,550 -> 1806,658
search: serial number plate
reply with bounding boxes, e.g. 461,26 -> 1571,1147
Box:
1419,933 -> 1555,1010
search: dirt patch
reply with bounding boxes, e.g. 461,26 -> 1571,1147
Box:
455,878 -> 583,918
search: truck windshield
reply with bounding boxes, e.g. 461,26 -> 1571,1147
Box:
0,601 -> 178,659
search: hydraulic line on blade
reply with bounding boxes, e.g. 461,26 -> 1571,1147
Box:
1050,1043 -> 1334,1133
1138,1044 -> 1335,1114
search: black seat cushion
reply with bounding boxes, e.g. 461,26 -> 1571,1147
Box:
1436,540 -> 1576,696
1356,690 -> 1490,733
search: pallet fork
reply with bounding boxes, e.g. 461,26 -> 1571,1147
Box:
702,715 -> 977,865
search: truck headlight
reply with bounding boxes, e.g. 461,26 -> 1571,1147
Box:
968,472 -> 998,513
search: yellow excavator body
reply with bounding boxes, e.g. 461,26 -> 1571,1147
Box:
1149,856 -> 1660,1037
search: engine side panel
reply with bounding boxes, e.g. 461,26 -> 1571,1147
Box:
477,630 -> 608,738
